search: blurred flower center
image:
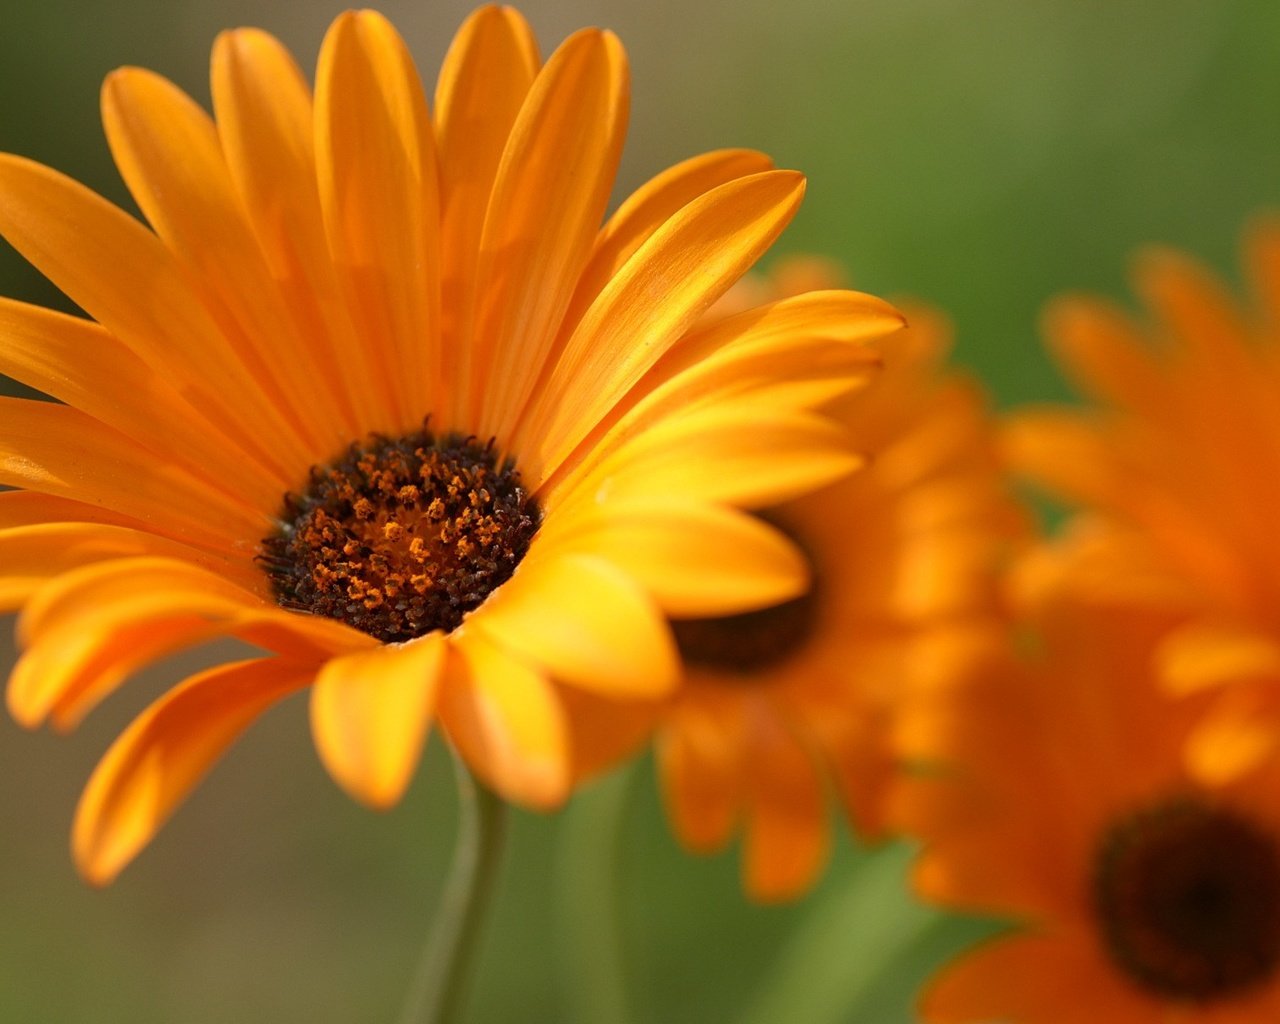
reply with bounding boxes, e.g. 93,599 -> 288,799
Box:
1092,795 -> 1280,1000
671,521 -> 817,674
261,429 -> 541,643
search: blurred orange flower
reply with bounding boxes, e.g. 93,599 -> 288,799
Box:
1006,223 -> 1280,782
652,267 -> 1022,900
895,581 -> 1280,1024
0,7 -> 903,883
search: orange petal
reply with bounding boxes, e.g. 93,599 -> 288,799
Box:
434,4 -> 538,418
542,497 -> 810,617
310,632 -> 447,809
565,148 -> 775,329
468,28 -> 629,439
657,699 -> 745,853
1157,620 -> 1280,695
72,657 -> 314,885
0,153 -> 308,482
0,522 -> 256,612
315,10 -> 441,427
579,405 -> 864,509
520,170 -> 808,477
10,556 -> 368,730
440,634 -> 570,808
102,66 -> 346,458
741,716 -> 829,902
1042,295 -> 1166,415
0,397 -> 267,552
0,297 -> 282,509
470,551 -> 677,697
210,27 -> 368,437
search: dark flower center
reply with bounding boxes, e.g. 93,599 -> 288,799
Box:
670,520 -> 818,675
1092,795 -> 1280,1001
260,428 -> 540,643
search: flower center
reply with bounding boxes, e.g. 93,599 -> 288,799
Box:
1092,795 -> 1280,1001
670,520 -> 817,675
261,428 -> 541,643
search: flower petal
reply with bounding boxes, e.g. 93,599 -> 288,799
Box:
518,170 -> 810,477
741,716 -> 829,902
543,497 -> 810,617
310,632 -> 447,809
470,551 -> 677,697
102,66 -> 348,457
11,557 -> 370,730
72,657 -> 314,886
0,398 -> 267,551
658,698 -> 744,852
0,153 -> 310,481
315,10 -> 441,427
0,522 -> 255,612
581,405 -> 864,509
564,148 -> 775,329
440,634 -> 570,808
210,27 -> 369,437
468,28 -> 629,439
1158,621 -> 1280,695
434,4 -> 539,422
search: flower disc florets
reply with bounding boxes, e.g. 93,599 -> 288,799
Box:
262,427 -> 541,643
1093,796 -> 1280,1000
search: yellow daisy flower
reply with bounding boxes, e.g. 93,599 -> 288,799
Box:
1005,222 -> 1280,782
0,7 -> 902,884
649,272 -> 1021,901
894,581 -> 1280,1024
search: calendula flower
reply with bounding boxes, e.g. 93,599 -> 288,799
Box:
1005,222 -> 1280,782
650,277 -> 1021,901
894,582 -> 1280,1024
0,7 -> 902,884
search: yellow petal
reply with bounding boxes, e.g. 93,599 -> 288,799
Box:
582,405 -> 864,509
471,552 -> 677,697
310,632 -> 447,809
440,634 -> 570,808
520,170 -> 808,477
544,497 -> 809,617
658,702 -> 744,852
315,10 -> 441,427
468,28 -> 629,439
73,657 -> 314,885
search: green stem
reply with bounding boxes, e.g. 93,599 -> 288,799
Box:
397,758 -> 508,1024
554,765 -> 636,1024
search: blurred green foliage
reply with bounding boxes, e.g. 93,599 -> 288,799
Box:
0,0 -> 1276,1021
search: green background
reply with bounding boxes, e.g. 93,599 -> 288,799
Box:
0,1 -> 1275,1020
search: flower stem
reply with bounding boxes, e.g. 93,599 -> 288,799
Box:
397,757 -> 507,1024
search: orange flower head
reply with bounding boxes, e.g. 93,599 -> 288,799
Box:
0,7 -> 905,883
650,264 -> 1024,901
893,582 -> 1280,1024
1006,221 -> 1280,782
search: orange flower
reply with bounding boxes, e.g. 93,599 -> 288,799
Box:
0,7 -> 903,883
651,274 -> 1022,901
1006,222 -> 1280,781
894,581 -> 1280,1024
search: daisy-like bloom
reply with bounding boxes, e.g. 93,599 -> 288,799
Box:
1005,222 -> 1280,782
0,8 -> 903,884
650,270 -> 1022,901
893,578 -> 1280,1024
